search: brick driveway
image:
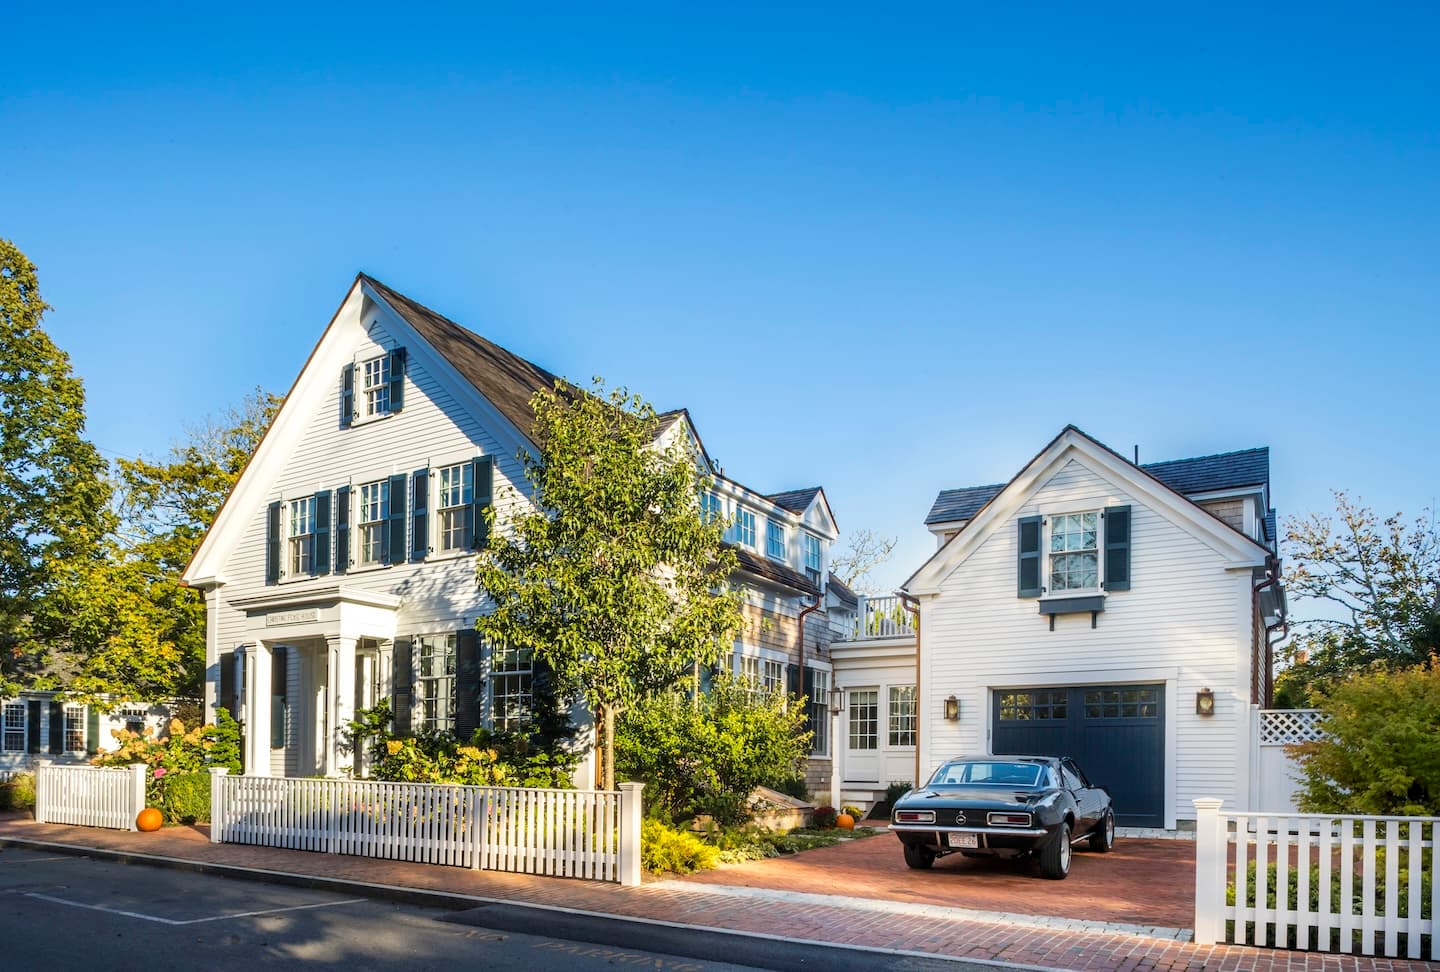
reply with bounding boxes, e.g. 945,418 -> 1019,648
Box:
677,829 -> 1196,930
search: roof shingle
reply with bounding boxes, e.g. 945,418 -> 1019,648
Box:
767,487 -> 822,515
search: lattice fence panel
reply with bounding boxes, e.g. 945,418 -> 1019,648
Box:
1259,708 -> 1324,744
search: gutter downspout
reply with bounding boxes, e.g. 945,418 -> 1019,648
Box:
796,589 -> 824,786
898,592 -> 921,790
1251,555 -> 1285,707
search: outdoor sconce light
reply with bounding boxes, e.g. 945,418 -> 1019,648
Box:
1195,688 -> 1215,717
944,695 -> 960,721
828,688 -> 844,714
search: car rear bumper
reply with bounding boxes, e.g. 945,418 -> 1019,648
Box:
890,823 -> 1049,839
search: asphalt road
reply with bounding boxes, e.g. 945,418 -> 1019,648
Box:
0,845 -> 1019,972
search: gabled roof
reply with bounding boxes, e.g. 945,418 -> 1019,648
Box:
767,487 -> 823,514
926,447 -> 1270,525
827,573 -> 860,608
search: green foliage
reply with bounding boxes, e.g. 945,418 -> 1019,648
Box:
884,781 -> 913,804
372,734 -> 514,786
616,673 -> 812,823
774,776 -> 809,801
93,711 -> 242,803
841,804 -> 863,819
475,379 -> 744,787
1277,494 -> 1440,704
641,818 -> 720,874
0,772 -> 36,811
160,772 -> 210,824
0,240 -> 111,695
1290,662 -> 1440,815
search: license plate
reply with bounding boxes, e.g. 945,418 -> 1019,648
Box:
946,832 -> 978,848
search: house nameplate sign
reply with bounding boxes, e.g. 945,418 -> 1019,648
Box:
266,608 -> 319,626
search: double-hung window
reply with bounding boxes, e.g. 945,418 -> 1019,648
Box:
736,652 -> 783,695
1,702 -> 24,752
888,685 -> 916,747
357,480 -> 389,566
808,668 -> 830,756
436,463 -> 474,552
735,509 -> 757,548
700,491 -> 722,524
766,520 -> 785,560
1048,511 -> 1099,592
490,644 -> 533,731
361,354 -> 391,417
63,705 -> 85,753
416,634 -> 457,734
803,535 -> 822,584
288,496 -> 317,576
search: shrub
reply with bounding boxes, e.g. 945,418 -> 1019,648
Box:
93,710 -> 243,806
841,804 -> 862,819
641,818 -> 720,874
372,735 -> 513,786
616,673 -> 812,824
884,781 -> 913,804
160,772 -> 210,824
775,776 -> 809,801
1290,661 -> 1440,815
812,805 -> 838,829
0,772 -> 36,812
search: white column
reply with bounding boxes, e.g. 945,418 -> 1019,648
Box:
829,705 -> 842,811
617,781 -> 645,887
1193,798 -> 1227,945
208,767 -> 229,843
128,763 -> 147,830
239,645 -> 273,777
325,636 -> 357,777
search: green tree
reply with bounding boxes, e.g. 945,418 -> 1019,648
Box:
0,240 -> 110,694
1275,493 -> 1439,704
1290,661 -> 1440,816
475,380 -> 743,789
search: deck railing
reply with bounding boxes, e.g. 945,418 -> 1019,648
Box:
846,595 -> 915,640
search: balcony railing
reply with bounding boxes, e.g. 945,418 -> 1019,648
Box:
846,595 -> 915,640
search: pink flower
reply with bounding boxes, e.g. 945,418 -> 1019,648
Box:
153,767 -> 167,778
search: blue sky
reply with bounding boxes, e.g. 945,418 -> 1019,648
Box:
4,4 -> 1437,589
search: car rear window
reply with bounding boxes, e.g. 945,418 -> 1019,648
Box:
932,761 -> 1044,787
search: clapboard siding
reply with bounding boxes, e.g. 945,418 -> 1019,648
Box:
919,457 -> 1254,824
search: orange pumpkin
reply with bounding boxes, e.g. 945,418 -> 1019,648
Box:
136,807 -> 163,832
836,813 -> 855,831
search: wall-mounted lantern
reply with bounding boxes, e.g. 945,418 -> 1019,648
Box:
828,688 -> 845,714
1195,688 -> 1215,717
944,695 -> 960,721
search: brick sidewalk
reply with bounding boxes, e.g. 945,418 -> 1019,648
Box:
0,813 -> 1433,972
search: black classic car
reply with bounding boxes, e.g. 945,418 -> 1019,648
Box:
889,755 -> 1114,879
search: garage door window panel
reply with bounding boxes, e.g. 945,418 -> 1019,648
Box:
997,689 -> 1066,721
1084,687 -> 1159,719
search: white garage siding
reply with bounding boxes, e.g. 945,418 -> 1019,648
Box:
917,457 -> 1255,828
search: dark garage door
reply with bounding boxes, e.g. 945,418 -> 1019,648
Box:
991,684 -> 1164,828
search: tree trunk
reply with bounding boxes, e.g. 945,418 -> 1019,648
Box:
603,705 -> 615,792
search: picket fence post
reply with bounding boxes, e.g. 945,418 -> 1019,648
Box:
34,759 -> 52,824
209,767 -> 229,843
617,782 -> 644,887
127,763 -> 148,831
1193,798 -> 1225,945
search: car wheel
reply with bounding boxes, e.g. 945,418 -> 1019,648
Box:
1088,811 -> 1115,853
1039,823 -> 1071,879
903,843 -> 936,870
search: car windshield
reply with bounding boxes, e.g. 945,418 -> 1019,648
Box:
931,760 -> 1045,788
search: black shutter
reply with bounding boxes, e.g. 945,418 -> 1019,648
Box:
265,501 -> 282,584
455,630 -> 482,740
801,668 -> 818,738
314,491 -> 332,575
387,347 -> 406,412
786,663 -> 800,698
340,364 -> 355,428
1017,515 -> 1043,597
386,473 -> 408,565
85,706 -> 100,755
271,646 -> 288,749
411,469 -> 429,561
335,486 -> 351,574
392,638 -> 413,736
48,700 -> 64,754
472,456 -> 493,549
218,649 -> 237,721
26,700 -> 41,753
1104,505 -> 1132,591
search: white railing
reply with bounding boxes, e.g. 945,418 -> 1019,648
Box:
1195,799 -> 1438,960
209,770 -> 643,885
35,763 -> 146,831
849,595 -> 915,640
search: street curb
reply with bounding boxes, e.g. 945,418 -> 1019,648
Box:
0,834 -> 1072,972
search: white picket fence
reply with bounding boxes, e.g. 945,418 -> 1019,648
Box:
1195,799 -> 1437,960
35,763 -> 147,831
208,770 -> 643,885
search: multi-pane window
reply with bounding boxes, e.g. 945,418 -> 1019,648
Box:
888,685 -> 917,747
700,491 -> 722,524
358,480 -> 389,566
998,689 -> 1068,721
490,644 -> 533,731
361,354 -> 391,417
2,702 -> 25,752
1049,511 -> 1099,591
766,520 -> 785,560
803,535 -> 822,584
735,509 -> 757,548
808,668 -> 830,756
63,705 -> 85,753
288,496 -> 316,575
437,463 -> 474,552
848,690 -> 878,750
1084,687 -> 1159,719
736,654 -> 783,694
416,634 -> 456,734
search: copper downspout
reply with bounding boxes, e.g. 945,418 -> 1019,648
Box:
1251,555 -> 1284,706
898,592 -> 921,788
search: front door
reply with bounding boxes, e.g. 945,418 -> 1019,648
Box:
843,688 -> 881,784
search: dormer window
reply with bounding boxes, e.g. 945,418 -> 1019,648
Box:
803,534 -> 822,584
766,519 -> 785,560
1048,512 -> 1099,592
735,509 -> 757,548
700,491 -> 723,524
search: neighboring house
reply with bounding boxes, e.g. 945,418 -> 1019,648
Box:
828,426 -> 1285,828
0,693 -> 172,774
181,275 -> 841,791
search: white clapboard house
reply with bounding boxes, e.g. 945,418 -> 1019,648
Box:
181,275 -> 842,789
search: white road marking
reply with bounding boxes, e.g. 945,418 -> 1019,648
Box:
25,892 -> 367,925
0,855 -> 75,864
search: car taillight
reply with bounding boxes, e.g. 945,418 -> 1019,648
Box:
987,812 -> 1032,827
894,810 -> 935,824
